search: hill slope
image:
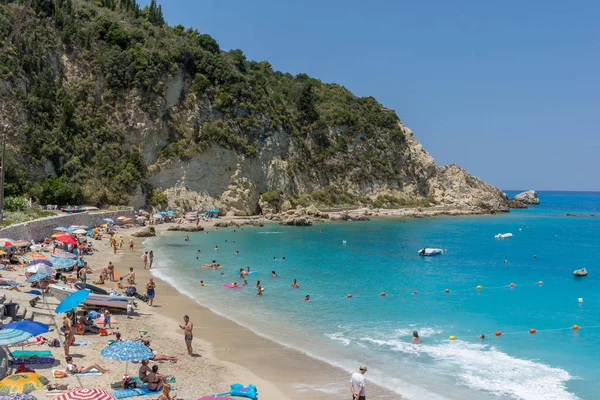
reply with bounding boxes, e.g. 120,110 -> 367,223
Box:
0,0 -> 509,214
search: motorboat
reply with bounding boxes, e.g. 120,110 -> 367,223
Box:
573,268 -> 588,277
495,233 -> 513,239
418,248 -> 443,256
49,283 -> 135,310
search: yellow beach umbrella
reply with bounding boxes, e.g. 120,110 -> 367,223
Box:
0,372 -> 49,394
0,250 -> 6,255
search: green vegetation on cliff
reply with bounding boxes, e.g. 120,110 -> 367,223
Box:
0,0 -> 407,207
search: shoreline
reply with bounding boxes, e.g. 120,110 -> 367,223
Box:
134,222 -> 404,400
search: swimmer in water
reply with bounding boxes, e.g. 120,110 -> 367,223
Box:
411,331 -> 420,344
533,255 -> 537,259
211,260 -> 217,268
246,266 -> 251,273
290,279 -> 299,288
480,334 -> 485,340
197,250 -> 201,253
220,272 -> 224,276
257,286 -> 263,296
256,280 -> 261,289
185,233 -> 190,241
272,271 -> 278,277
239,268 -> 246,278
233,282 -> 239,287
304,295 -> 310,302
200,280 -> 205,287
273,256 -> 277,261
214,246 -> 218,251
342,240 -> 347,246
232,240 -> 235,244
282,256 -> 286,261
243,280 -> 248,286
225,240 -> 228,243
236,250 -> 239,256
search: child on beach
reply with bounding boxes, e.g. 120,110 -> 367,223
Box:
103,309 -> 112,329
127,301 -> 134,319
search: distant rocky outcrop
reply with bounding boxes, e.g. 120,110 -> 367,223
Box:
167,226 -> 204,232
213,220 -> 264,228
513,190 -> 540,205
132,226 -> 156,237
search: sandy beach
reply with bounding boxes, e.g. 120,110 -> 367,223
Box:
1,218 -> 401,400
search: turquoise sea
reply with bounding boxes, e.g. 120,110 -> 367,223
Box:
146,191 -> 600,400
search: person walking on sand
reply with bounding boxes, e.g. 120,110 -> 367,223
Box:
129,238 -> 134,252
179,315 -> 194,356
149,251 -> 154,269
142,252 -> 148,269
63,313 -> 74,358
350,365 -> 367,400
146,278 -> 156,306
119,236 -> 124,249
107,261 -> 115,282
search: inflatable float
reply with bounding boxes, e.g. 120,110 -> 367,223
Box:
418,248 -> 442,256
237,271 -> 258,276
223,283 -> 243,289
573,268 -> 588,277
211,384 -> 258,400
494,233 -> 513,239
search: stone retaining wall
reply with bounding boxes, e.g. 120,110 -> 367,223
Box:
0,210 -> 136,242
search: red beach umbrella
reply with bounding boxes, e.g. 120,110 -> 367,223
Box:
56,388 -> 116,400
55,236 -> 77,245
0,241 -> 13,247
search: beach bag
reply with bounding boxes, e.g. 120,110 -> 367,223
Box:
125,286 -> 137,297
53,370 -> 67,378
49,338 -> 60,348
99,329 -> 108,336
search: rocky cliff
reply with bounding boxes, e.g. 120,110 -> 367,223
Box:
0,0 -> 509,215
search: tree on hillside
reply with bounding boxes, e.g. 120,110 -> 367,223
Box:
298,81 -> 319,124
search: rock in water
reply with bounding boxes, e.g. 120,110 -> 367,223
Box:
167,226 -> 204,232
132,227 -> 156,237
513,190 -> 540,205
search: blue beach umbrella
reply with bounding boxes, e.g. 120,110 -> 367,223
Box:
51,252 -> 77,260
51,259 -> 75,270
101,340 -> 153,373
166,211 -> 176,215
103,218 -> 114,224
55,289 -> 90,314
85,229 -> 94,237
209,209 -> 219,213
2,321 -> 49,337
0,330 -> 32,346
26,273 -> 49,283
53,227 -> 68,232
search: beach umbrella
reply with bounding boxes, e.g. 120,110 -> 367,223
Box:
2,321 -> 49,337
85,229 -> 94,237
51,258 -> 75,270
209,209 -> 219,213
55,236 -> 76,245
0,373 -> 49,395
0,330 -> 32,346
53,227 -> 68,232
72,229 -> 87,235
103,218 -> 114,224
166,211 -> 176,215
159,211 -> 167,215
0,250 -> 6,256
116,216 -> 127,220
56,389 -> 115,400
55,289 -> 90,314
11,241 -> 31,248
152,214 -> 163,219
52,252 -> 77,259
22,253 -> 46,261
100,340 -> 153,374
27,259 -> 52,267
0,241 -> 13,247
26,263 -> 54,275
25,273 -> 50,283
0,394 -> 39,400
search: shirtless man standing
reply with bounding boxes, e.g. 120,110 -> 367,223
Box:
179,315 -> 194,356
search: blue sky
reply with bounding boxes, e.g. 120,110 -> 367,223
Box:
140,0 -> 600,191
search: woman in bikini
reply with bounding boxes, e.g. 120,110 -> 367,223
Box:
63,313 -> 74,358
146,278 -> 156,306
158,383 -> 177,400
65,356 -> 110,374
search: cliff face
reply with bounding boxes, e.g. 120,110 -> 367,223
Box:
0,0 -> 509,215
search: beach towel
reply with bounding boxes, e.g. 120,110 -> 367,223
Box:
45,390 -> 68,397
11,350 -> 53,359
110,377 -> 176,389
111,386 -> 172,399
9,356 -> 55,365
51,368 -> 102,378
95,315 -> 117,324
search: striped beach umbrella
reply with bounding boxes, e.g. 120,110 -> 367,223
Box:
51,258 -> 76,270
0,330 -> 32,346
23,253 -> 46,261
11,241 -> 31,248
0,241 -> 13,247
56,389 -> 115,400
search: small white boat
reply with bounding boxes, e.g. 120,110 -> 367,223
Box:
495,233 -> 513,239
573,268 -> 588,277
418,248 -> 443,256
49,283 -> 135,310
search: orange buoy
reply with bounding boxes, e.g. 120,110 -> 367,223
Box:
509,283 -> 515,288
538,281 -> 543,285
444,289 -> 450,293
495,331 -> 502,336
380,292 -> 386,297
572,325 -> 579,330
529,328 -> 536,334
347,294 -> 353,298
